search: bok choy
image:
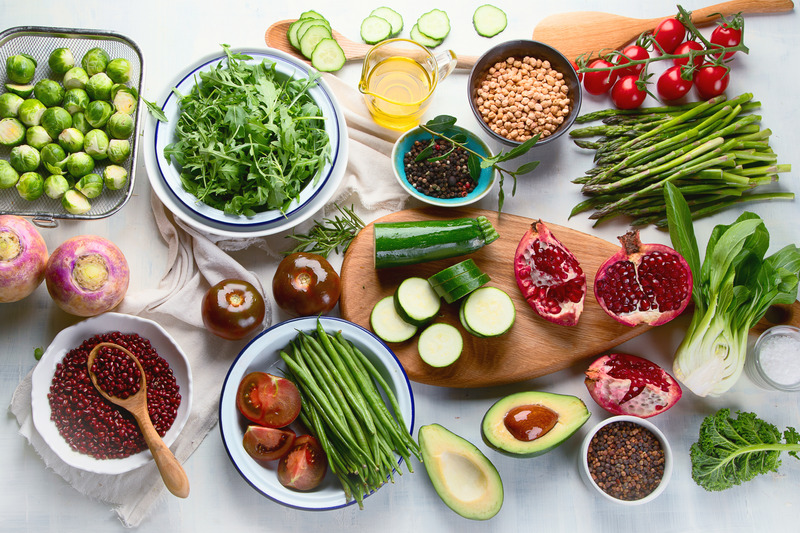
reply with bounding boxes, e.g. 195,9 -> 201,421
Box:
664,182 -> 800,396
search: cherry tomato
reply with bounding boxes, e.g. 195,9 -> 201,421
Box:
710,23 -> 742,60
657,66 -> 693,101
277,435 -> 328,491
272,252 -> 341,317
611,76 -> 647,110
583,59 -> 617,95
694,64 -> 730,99
615,45 -> 649,78
242,426 -> 296,461
236,371 -> 302,428
570,60 -> 583,82
202,278 -> 266,340
673,40 -> 705,68
652,17 -> 686,54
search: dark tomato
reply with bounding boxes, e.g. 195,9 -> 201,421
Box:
694,64 -> 730,99
236,371 -> 302,428
611,76 -> 647,110
202,279 -> 266,340
583,59 -> 617,95
657,66 -> 693,101
710,23 -> 742,60
277,435 -> 328,491
242,426 -> 296,461
272,252 -> 341,317
652,17 -> 686,54
615,45 -> 649,78
673,40 -> 705,68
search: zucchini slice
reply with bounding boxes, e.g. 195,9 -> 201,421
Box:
410,23 -> 442,48
461,286 -> 516,337
370,296 -> 417,343
473,5 -> 507,38
428,259 -> 481,286
299,25 -> 333,59
360,15 -> 393,45
417,9 -> 451,41
418,323 -> 463,367
441,273 -> 491,304
394,277 -> 441,326
433,269 -> 491,297
311,38 -> 346,72
370,7 -> 404,36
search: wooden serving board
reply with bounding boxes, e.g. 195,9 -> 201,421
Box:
339,207 -> 800,388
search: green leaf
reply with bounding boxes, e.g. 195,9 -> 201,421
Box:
467,154 -> 481,180
424,115 -> 457,132
143,97 -> 168,123
516,160 -> 540,175
664,182 -> 701,300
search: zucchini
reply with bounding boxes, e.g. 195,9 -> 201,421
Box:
433,271 -> 491,298
370,7 -> 404,36
311,39 -> 346,72
394,277 -> 441,326
409,23 -> 442,48
374,216 -> 499,269
360,15 -> 392,45
370,296 -> 417,343
418,323 -> 462,367
299,25 -> 333,59
428,259 -> 481,286
417,9 -> 451,41
460,287 -> 515,337
440,272 -> 491,304
473,5 -> 507,38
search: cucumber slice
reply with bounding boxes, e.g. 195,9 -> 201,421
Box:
410,23 -> 442,48
441,273 -> 491,304
300,25 -> 333,59
370,7 -> 404,36
311,38 -> 346,72
370,296 -> 417,343
394,277 -> 441,326
360,15 -> 393,45
417,9 -> 451,41
428,259 -> 481,286
418,323 -> 463,367
473,5 -> 507,38
299,10 -> 327,21
289,18 -> 331,51
461,287 -> 516,337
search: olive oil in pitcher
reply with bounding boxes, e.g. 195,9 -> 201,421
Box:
362,56 -> 433,130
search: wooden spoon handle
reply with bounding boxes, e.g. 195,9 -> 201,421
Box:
688,0 -> 795,26
134,409 -> 190,498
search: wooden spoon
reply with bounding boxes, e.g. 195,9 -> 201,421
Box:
532,0 -> 795,60
265,19 -> 479,69
87,342 -> 190,499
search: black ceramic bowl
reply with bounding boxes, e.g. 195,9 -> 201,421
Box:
468,39 -> 582,147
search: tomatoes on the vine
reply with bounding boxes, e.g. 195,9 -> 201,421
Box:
657,66 -> 693,101
615,45 -> 649,78
694,64 -> 730,99
570,60 -> 583,82
202,278 -> 266,340
653,18 -> 686,54
583,59 -> 618,95
710,23 -> 742,60
611,76 -> 647,109
272,252 -> 341,317
673,40 -> 705,68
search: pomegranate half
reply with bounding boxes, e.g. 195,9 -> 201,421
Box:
514,220 -> 586,326
594,229 -> 692,327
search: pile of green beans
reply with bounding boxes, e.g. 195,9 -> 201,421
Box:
279,320 -> 421,507
569,93 -> 793,227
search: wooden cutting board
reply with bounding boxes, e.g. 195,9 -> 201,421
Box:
339,207 -> 800,388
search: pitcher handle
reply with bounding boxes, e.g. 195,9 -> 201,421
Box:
435,50 -> 458,82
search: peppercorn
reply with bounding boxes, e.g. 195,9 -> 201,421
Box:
403,139 -> 476,199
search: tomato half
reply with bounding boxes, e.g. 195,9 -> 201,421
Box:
615,45 -> 649,78
652,18 -> 686,54
611,76 -> 647,110
583,59 -> 617,95
202,279 -> 266,340
243,426 -> 296,461
710,23 -> 742,60
694,64 -> 730,100
236,372 -> 302,428
272,252 -> 341,317
277,435 -> 328,491
657,66 -> 693,101
673,40 -> 705,68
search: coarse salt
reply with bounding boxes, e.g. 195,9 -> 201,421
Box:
758,333 -> 800,386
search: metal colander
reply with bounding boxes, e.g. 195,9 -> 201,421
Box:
0,26 -> 144,227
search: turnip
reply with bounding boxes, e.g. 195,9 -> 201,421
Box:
45,235 -> 129,316
0,215 -> 48,303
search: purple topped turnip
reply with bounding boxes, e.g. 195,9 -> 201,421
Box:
45,235 -> 129,316
0,215 -> 49,303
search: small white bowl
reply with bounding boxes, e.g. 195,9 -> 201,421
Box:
579,415 -> 672,505
746,325 -> 800,392
31,313 -> 192,474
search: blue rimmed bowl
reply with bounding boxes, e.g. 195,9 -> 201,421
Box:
391,124 -> 496,207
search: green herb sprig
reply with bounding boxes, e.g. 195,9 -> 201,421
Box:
284,204 -> 365,258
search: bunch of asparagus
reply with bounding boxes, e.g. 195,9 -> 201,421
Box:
570,93 -> 793,227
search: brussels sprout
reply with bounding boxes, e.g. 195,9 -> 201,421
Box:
83,129 -> 110,160
66,151 -> 94,178
82,47 -> 110,76
106,58 -> 133,84
62,188 -> 91,214
9,144 -> 41,173
40,142 -> 68,175
85,100 -> 113,128
85,73 -> 113,101
63,67 -> 89,90
6,54 -> 37,84
25,125 -> 52,149
75,172 -> 104,198
0,92 -> 24,118
71,112 -> 90,134
4,83 -> 35,98
102,164 -> 128,190
41,106 -> 73,139
18,99 -> 47,127
0,160 -> 20,188
112,86 -> 138,115
0,117 -> 26,146
33,79 -> 65,107
16,171 -> 44,200
57,127 -> 85,153
44,173 -> 71,198
107,139 -> 131,164
48,47 -> 75,75
106,112 -> 134,139
61,88 -> 90,115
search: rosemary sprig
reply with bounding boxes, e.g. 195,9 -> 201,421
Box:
283,204 -> 365,258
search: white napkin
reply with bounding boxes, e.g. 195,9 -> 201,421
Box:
9,73 -> 410,527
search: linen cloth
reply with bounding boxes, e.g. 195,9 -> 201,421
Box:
9,73 -> 409,527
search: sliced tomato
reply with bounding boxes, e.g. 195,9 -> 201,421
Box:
236,371 -> 302,428
242,426 -> 296,461
277,435 -> 328,491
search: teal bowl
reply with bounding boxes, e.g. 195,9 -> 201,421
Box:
391,125 -> 496,207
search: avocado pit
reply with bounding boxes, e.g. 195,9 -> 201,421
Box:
504,404 -> 558,441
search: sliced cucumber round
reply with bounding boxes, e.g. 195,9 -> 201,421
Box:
473,5 -> 508,38
394,277 -> 441,326
370,7 -> 404,36
410,23 -> 443,48
300,25 -> 333,59
417,9 -> 451,41
418,323 -> 463,367
461,287 -> 516,337
311,38 -> 346,72
360,15 -> 393,45
371,296 -> 417,343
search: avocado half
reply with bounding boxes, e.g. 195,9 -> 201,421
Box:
481,391 -> 591,457
418,424 -> 503,521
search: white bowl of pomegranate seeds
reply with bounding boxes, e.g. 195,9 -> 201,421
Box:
31,313 -> 192,474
